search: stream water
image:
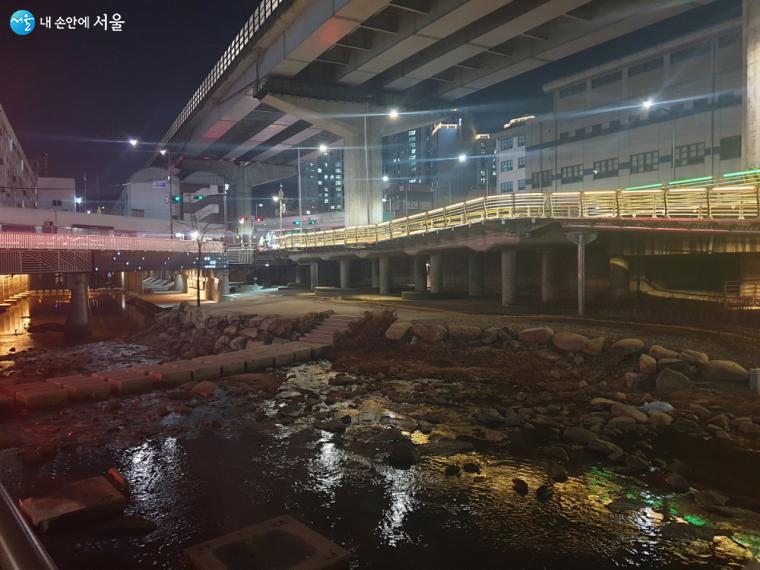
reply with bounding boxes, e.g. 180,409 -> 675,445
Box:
0,363 -> 758,569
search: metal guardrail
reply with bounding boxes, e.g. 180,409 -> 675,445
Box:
273,180 -> 760,250
0,483 -> 58,570
0,233 -> 224,254
724,279 -> 760,308
160,0 -> 292,146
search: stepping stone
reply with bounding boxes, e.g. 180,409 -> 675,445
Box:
184,515 -> 350,570
19,473 -> 129,530
146,365 -> 193,386
13,384 -> 68,408
243,355 -> 274,371
96,371 -> 152,394
48,375 -> 110,400
187,363 -> 222,381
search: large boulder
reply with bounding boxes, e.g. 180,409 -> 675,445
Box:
563,426 -> 598,445
611,338 -> 645,356
611,403 -> 648,423
680,349 -> 709,365
583,337 -> 606,356
656,368 -> 691,393
639,354 -> 658,375
701,360 -> 749,383
657,358 -> 692,374
410,323 -> 448,343
649,345 -> 679,360
385,321 -> 412,341
552,331 -> 589,352
237,327 -> 259,339
481,327 -> 506,345
518,327 -> 554,345
448,325 -> 482,341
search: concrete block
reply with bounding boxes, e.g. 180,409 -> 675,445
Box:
244,355 -> 274,372
108,375 -> 153,394
46,374 -> 92,387
292,347 -> 312,362
15,386 -> 68,408
184,515 -> 350,570
188,364 -> 222,381
19,474 -> 128,530
91,368 -> 149,382
63,380 -> 111,400
147,365 -> 193,386
273,352 -> 294,367
2,382 -> 50,398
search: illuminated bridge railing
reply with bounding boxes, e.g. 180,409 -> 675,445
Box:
274,181 -> 760,250
0,233 -> 224,254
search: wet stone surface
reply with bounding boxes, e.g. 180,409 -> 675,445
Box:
0,357 -> 759,568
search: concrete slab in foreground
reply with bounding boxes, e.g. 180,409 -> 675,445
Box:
185,515 -> 350,570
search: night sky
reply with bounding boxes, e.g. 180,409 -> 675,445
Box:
0,0 -> 739,209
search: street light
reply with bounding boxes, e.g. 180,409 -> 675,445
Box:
458,153 -> 467,163
382,175 -> 389,182
319,143 -> 328,154
128,138 -> 138,148
388,108 -> 399,120
127,140 -> 174,238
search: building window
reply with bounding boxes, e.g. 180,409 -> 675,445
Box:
591,124 -> 602,134
670,42 -> 710,64
500,137 -> 513,151
531,169 -> 553,188
517,156 -> 526,169
591,71 -> 622,89
561,164 -> 584,184
559,82 -> 585,98
630,151 -> 659,173
609,119 -> 621,130
517,134 -> 526,147
52,199 -> 62,206
628,57 -> 663,77
575,128 -> 585,138
593,158 -> 618,179
674,143 -> 705,167
719,136 -> 741,160
500,181 -> 513,193
518,179 -> 527,191
500,159 -> 513,172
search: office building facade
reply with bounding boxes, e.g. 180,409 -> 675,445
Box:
301,149 -> 344,214
0,103 -> 37,208
522,20 -> 743,193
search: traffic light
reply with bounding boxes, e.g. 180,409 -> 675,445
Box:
173,195 -> 181,202
293,219 -> 301,226
308,219 -> 317,225
194,194 -> 204,201
255,216 -> 263,222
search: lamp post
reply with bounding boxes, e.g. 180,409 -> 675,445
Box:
273,185 -> 284,230
190,230 -> 202,307
159,148 -> 173,237
361,109 -> 399,225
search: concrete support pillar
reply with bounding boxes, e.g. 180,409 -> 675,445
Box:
413,256 -> 427,292
67,272 -> 89,328
371,259 -> 379,289
540,251 -> 560,305
429,254 -> 443,294
378,257 -> 390,295
468,252 -> 484,297
205,270 -> 216,300
339,258 -> 351,289
343,126 -> 383,226
609,256 -> 630,300
217,269 -> 230,302
568,233 -> 598,316
295,265 -> 306,286
174,272 -> 186,293
310,262 -> 319,290
501,250 -> 517,305
744,0 -> 760,168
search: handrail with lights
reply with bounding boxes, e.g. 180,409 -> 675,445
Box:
271,171 -> 760,250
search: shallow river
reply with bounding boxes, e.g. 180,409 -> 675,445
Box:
1,364 -> 758,569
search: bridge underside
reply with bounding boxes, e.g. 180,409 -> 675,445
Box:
0,249 -> 228,275
159,0 -> 729,227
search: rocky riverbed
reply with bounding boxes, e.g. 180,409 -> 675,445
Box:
0,308 -> 759,568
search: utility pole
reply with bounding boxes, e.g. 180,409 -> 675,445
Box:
196,237 -> 202,307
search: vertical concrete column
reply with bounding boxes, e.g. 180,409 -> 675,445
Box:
609,256 -> 630,300
378,257 -> 390,295
310,262 -> 319,290
205,270 -> 216,300
217,269 -> 230,302
540,251 -> 560,305
429,254 -> 443,294
371,259 -> 379,289
67,272 -> 89,328
413,256 -> 427,292
343,124 -> 383,226
468,252 -> 484,297
174,272 -> 186,293
501,250 -> 517,305
339,258 -> 351,290
568,233 -> 597,316
744,0 -> 760,168
294,265 -> 305,286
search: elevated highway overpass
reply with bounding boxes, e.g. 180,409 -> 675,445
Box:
156,0 -> 733,227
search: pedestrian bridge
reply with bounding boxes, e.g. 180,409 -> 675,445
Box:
273,176 -> 760,250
